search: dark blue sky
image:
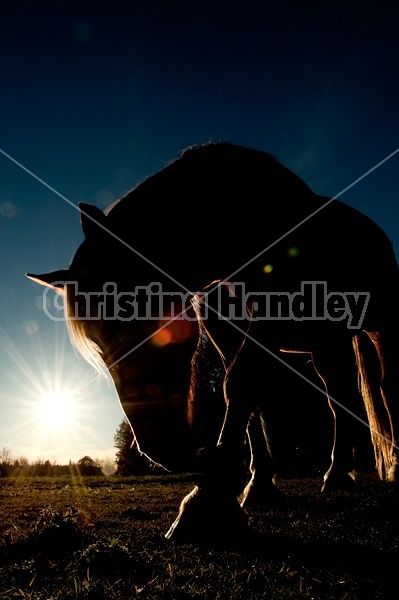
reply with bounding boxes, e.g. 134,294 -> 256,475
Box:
1,2 -> 398,463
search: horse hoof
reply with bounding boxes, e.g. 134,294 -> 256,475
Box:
165,486 -> 249,542
321,471 -> 357,492
239,480 -> 285,508
386,459 -> 399,482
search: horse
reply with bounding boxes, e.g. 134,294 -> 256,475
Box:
27,142 -> 399,541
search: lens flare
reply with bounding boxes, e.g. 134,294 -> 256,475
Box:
287,246 -> 299,257
152,328 -> 172,346
151,319 -> 194,346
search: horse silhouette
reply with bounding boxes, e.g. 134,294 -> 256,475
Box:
28,142 -> 399,540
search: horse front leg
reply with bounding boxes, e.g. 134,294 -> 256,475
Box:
165,330 -> 256,542
186,324 -> 226,450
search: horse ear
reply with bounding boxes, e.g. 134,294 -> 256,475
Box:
79,202 -> 108,239
26,270 -> 68,293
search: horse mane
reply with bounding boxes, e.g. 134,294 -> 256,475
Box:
65,244 -> 109,377
66,307 -> 107,376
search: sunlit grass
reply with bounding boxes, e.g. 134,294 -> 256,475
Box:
0,473 -> 397,599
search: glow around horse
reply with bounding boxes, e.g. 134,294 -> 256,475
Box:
28,142 -> 399,541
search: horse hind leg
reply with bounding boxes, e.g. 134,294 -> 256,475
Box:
239,407 -> 285,507
311,338 -> 363,491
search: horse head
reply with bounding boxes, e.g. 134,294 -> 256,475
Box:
27,203 -> 199,472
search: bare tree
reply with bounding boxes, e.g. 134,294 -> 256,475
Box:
0,447 -> 12,464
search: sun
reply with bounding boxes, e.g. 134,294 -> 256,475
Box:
36,389 -> 76,430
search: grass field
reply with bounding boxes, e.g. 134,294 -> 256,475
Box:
1,473 -> 398,599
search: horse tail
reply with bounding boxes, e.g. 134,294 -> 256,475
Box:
352,333 -> 393,480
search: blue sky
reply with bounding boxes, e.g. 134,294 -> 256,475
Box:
0,2 -> 398,465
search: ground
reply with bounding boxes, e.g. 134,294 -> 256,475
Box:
0,473 -> 398,599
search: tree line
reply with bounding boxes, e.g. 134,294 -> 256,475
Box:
0,419 -> 161,478
0,449 -> 109,477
